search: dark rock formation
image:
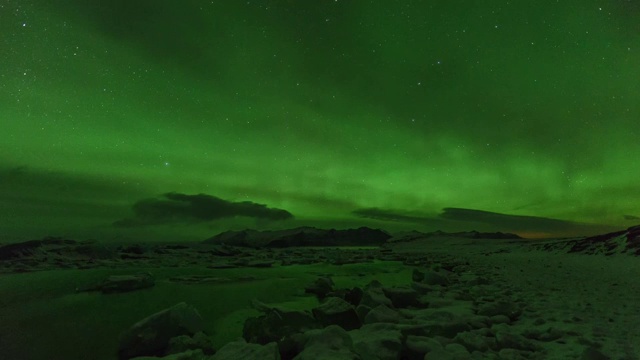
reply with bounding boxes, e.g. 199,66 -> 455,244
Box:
304,277 -> 334,299
118,302 -> 204,360
312,297 -> 361,330
531,225 -> 640,256
0,237 -> 76,260
80,272 -> 155,294
211,339 -> 280,360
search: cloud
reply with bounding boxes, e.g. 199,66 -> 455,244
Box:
352,208 -> 443,226
624,214 -> 640,220
114,192 -> 293,227
439,207 -> 616,235
352,206 -> 619,237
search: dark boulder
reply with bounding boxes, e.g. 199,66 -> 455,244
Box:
118,302 -> 204,360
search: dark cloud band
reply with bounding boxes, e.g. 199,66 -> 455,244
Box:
114,192 -> 293,227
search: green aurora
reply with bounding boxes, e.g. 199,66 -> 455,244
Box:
1,0 -> 639,241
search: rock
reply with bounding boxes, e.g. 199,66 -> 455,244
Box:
465,315 -> 490,330
425,349 -> 456,360
364,304 -> 404,324
360,281 -> 393,308
246,260 -> 274,268
580,347 -> 611,360
166,332 -> 215,355
490,315 -> 511,325
476,301 -> 523,321
130,349 -> 207,360
73,242 -> 115,259
355,304 -> 372,323
206,263 -> 237,269
118,302 -> 204,360
83,272 -> 155,294
410,281 -> 434,295
423,270 -> 450,286
168,275 -> 234,285
403,335 -> 443,359
438,322 -> 469,340
0,237 -> 75,260
294,325 -> 359,360
120,245 -> 145,254
497,348 -> 530,360
382,287 -> 420,308
495,330 -> 541,352
212,339 -> 280,360
243,306 -> 319,345
327,287 -> 363,306
312,297 -> 361,330
304,277 -> 334,298
208,245 -> 243,257
445,343 -> 471,359
345,287 -> 364,306
414,269 -> 449,286
349,323 -> 403,360
522,327 -> 563,342
412,269 -> 425,282
537,328 -> 563,342
453,331 -> 492,352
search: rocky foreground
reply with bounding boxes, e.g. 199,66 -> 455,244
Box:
109,253 -> 617,360
1,226 -> 639,359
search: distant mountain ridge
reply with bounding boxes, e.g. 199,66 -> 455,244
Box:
532,224 -> 640,256
389,230 -> 522,242
203,227 -> 392,247
203,227 -> 523,247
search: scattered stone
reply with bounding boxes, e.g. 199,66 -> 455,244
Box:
425,348 -> 456,360
580,347 -> 611,360
382,287 -> 420,308
360,280 -> 393,308
349,323 -> 403,360
169,275 -> 232,285
495,330 -> 541,352
294,325 -> 359,360
355,304 -> 372,323
364,304 -> 404,324
312,297 -> 361,330
476,301 -> 523,321
130,349 -> 207,360
83,272 -> 155,294
403,335 -> 443,359
243,305 -> 319,345
490,315 -> 511,325
118,302 -> 204,360
212,339 -> 280,360
454,331 -> 493,352
444,343 -> 472,358
246,260 -> 274,268
166,332 -> 215,355
498,348 -> 531,360
120,245 -> 145,255
420,270 -> 450,286
304,277 -> 334,298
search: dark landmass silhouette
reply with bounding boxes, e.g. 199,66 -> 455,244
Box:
203,227 -> 391,247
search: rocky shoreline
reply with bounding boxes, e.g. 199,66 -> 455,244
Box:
109,255 -> 612,359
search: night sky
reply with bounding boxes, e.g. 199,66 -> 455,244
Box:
2,0 -> 639,242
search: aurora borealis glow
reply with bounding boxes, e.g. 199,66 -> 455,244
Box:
2,0 -> 639,241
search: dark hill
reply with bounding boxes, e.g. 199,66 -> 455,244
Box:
388,230 -> 522,242
203,227 -> 391,247
531,225 -> 640,256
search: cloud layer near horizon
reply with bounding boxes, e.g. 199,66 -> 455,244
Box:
353,207 -> 619,237
114,192 -> 294,227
